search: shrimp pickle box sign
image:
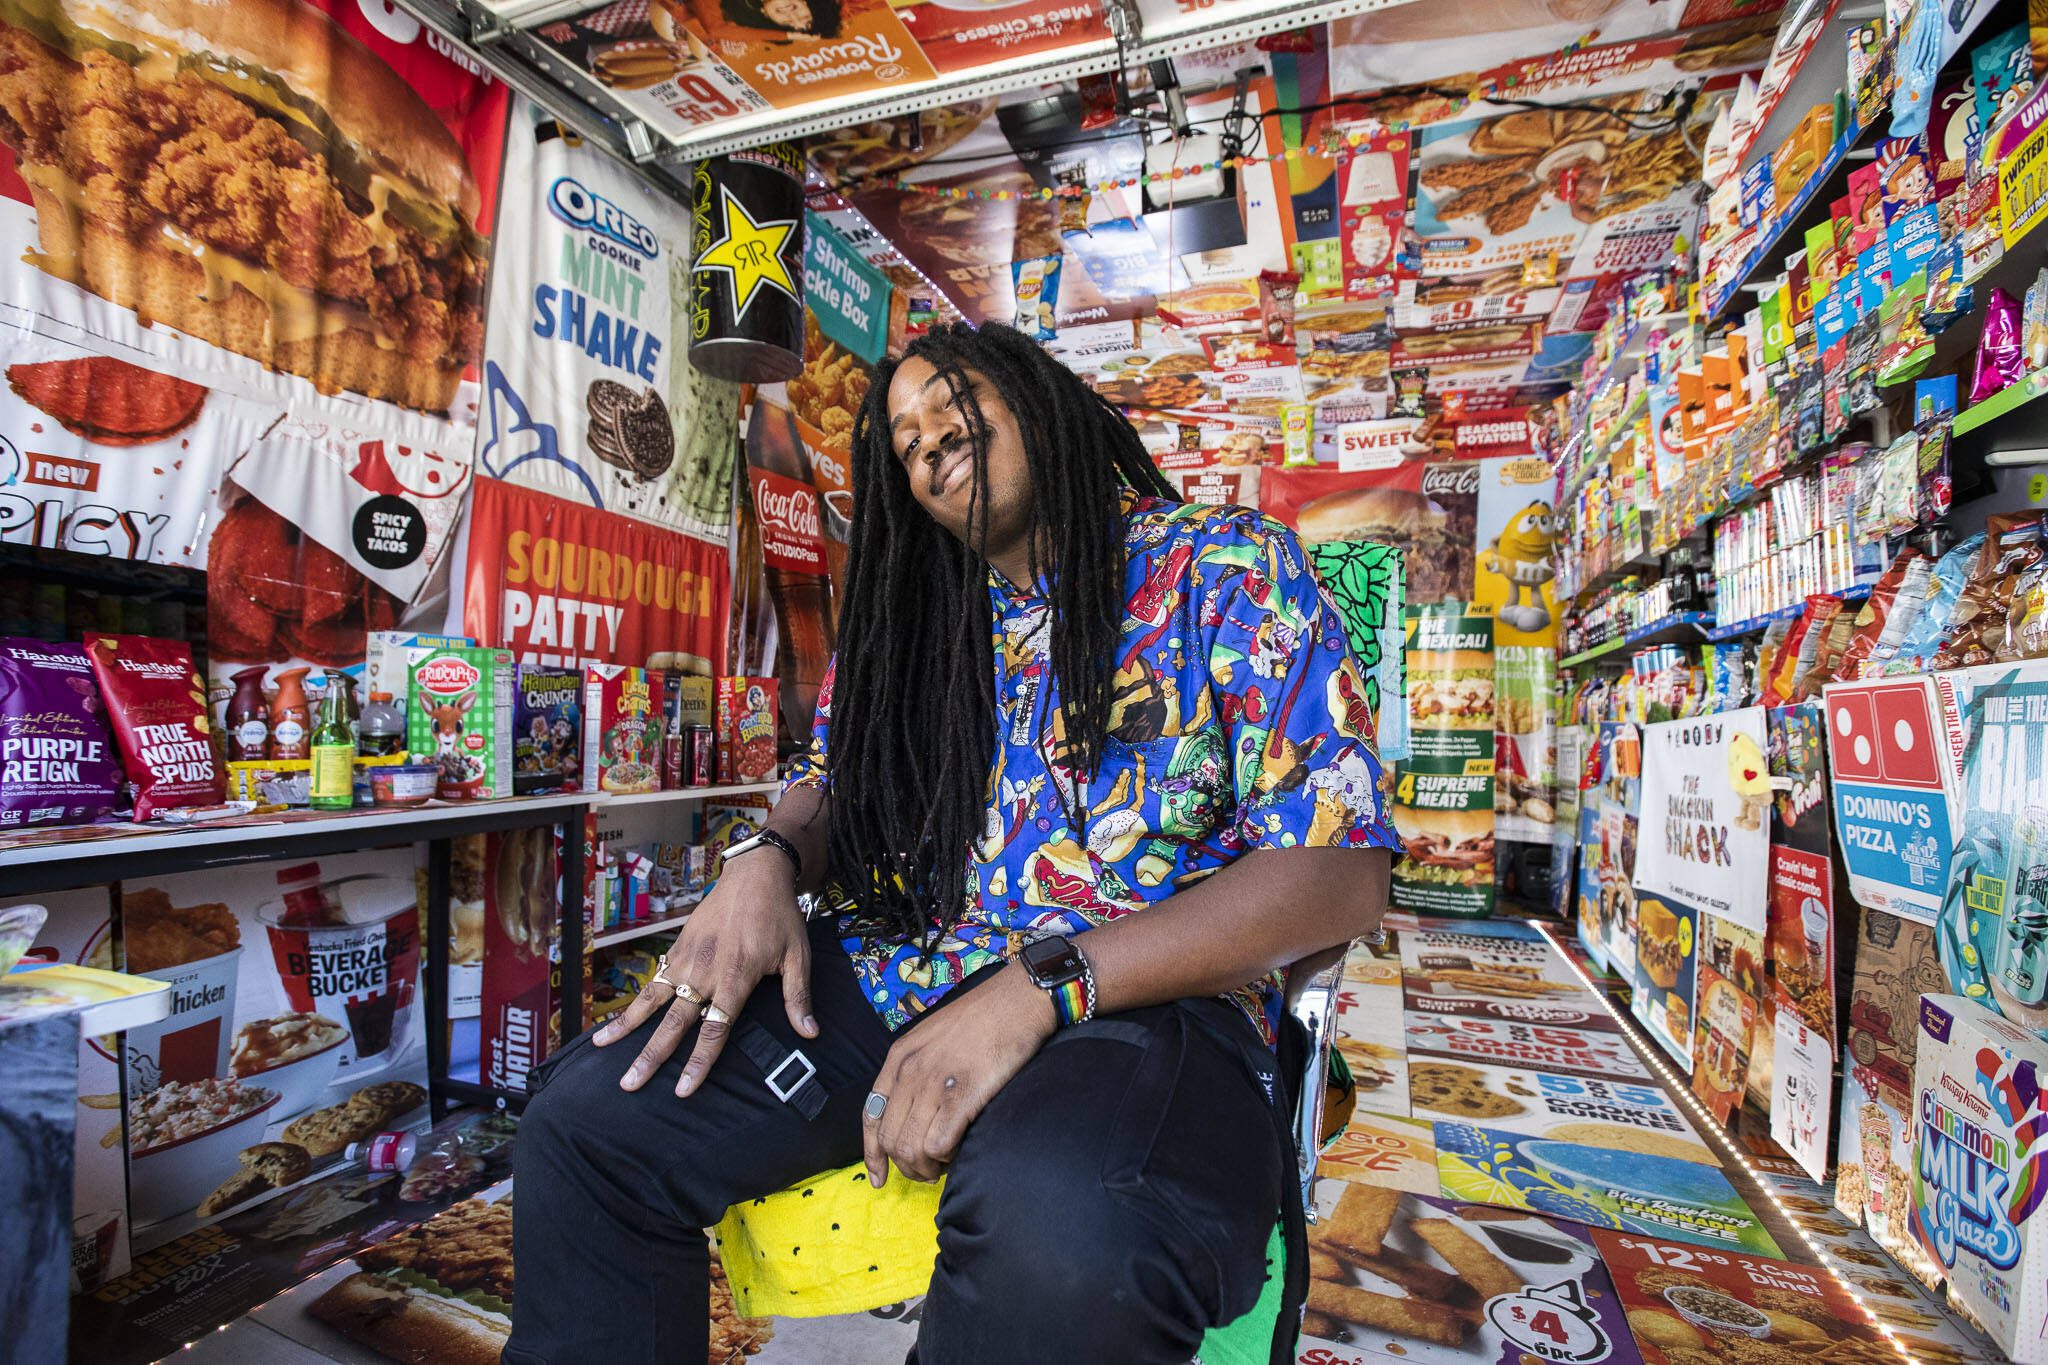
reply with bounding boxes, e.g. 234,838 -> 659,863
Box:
407,648 -> 517,800
1910,994 -> 2048,1363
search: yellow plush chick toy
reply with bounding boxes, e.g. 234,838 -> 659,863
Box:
1483,501 -> 1556,632
1727,731 -> 1772,831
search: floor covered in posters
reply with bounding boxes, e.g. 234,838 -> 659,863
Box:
69,913 -> 2000,1365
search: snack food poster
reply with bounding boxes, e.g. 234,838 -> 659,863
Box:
662,0 -> 938,111
530,5 -> 770,135
1392,606 -> 1496,919
0,0 -> 507,436
1823,675 -> 1965,923
478,103 -> 735,540
1940,664 -> 2048,1033
116,853 -> 431,1253
1583,722 -> 1642,983
1298,1182 -> 1647,1364
1632,709 -> 1771,933
1630,893 -> 1698,1069
1592,1230 -> 1896,1361
462,475 -> 730,673
1434,1121 -> 1781,1257
1263,460 -> 1480,609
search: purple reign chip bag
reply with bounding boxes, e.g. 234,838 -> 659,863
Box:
0,637 -> 122,826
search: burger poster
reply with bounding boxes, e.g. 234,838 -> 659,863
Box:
0,0 -> 507,432
529,5 -> 771,135
1393,606 -> 1496,919
1630,893 -> 1699,1068
1262,461 -> 1478,609
478,105 -> 735,541
1631,709 -> 1772,934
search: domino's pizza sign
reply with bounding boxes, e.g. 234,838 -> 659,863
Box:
1823,677 -> 1963,923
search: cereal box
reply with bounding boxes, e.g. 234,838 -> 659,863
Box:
1912,994 -> 2048,1362
406,647 -> 514,799
717,676 -> 778,785
583,664 -> 660,794
513,665 -> 581,794
367,631 -> 472,714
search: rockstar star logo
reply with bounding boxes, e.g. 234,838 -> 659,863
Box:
697,186 -> 799,325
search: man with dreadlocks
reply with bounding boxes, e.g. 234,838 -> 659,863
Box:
509,321 -> 1400,1364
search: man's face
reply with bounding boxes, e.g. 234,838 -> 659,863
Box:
887,356 -> 1035,563
762,0 -> 813,28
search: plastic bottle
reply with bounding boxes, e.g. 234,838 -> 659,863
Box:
309,679 -> 354,810
359,690 -> 405,757
226,665 -> 271,761
270,666 -> 312,760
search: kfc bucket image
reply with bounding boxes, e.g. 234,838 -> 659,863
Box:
260,875 -> 420,1075
121,887 -> 243,1089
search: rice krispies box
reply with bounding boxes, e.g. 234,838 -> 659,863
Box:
1911,993 -> 2048,1362
583,664 -> 660,794
513,665 -> 581,794
406,648 -> 515,800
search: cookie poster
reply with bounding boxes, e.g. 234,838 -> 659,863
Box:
463,475 -> 730,673
113,854 -> 431,1253
1632,709 -> 1771,933
479,104 -> 733,540
0,0 -> 505,430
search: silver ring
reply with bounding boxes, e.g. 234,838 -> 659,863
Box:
863,1091 -> 888,1122
702,1004 -> 732,1026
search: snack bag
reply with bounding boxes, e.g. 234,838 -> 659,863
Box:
1937,515 -> 2045,668
1915,415 -> 1952,523
1011,256 -> 1061,341
1970,286 -> 2027,403
1258,270 -> 1299,347
1892,532 -> 1982,671
1839,548 -> 1931,679
83,634 -> 224,820
0,637 -> 123,826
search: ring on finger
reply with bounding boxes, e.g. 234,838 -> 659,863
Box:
676,983 -> 708,1008
863,1091 -> 887,1122
702,1003 -> 732,1026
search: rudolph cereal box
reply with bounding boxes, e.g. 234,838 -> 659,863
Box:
583,664 -> 660,795
406,647 -> 515,800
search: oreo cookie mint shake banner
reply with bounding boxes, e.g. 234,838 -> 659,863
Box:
463,476 -> 729,673
480,104 -> 734,540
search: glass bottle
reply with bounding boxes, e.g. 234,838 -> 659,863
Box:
309,679 -> 355,810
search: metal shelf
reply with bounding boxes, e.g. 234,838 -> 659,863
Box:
1560,611 -> 1713,668
1702,582 -> 1872,642
590,898 -> 705,949
600,781 -> 781,809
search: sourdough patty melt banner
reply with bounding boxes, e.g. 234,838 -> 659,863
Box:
463,476 -> 728,673
1633,709 -> 1772,934
480,103 -> 731,540
0,0 -> 506,432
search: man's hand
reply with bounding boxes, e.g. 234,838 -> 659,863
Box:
593,852 -> 815,1097
864,967 -> 1055,1186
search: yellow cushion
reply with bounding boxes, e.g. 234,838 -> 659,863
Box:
715,1164 -> 944,1319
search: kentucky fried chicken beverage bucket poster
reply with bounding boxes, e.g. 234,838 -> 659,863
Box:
0,0 -> 507,426
1393,605 -> 1496,919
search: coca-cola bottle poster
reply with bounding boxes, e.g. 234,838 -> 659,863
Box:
114,852 -> 432,1252
745,393 -> 836,748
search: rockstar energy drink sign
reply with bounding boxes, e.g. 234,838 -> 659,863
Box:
689,146 -> 806,383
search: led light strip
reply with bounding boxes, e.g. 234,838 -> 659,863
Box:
1528,920 -> 1956,1365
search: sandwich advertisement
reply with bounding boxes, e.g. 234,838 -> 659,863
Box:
1630,893 -> 1699,1068
0,0 -> 508,436
1392,605 -> 1495,919
478,102 -> 737,541
1631,709 -> 1772,934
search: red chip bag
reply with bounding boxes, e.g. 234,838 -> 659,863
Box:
84,634 -> 225,820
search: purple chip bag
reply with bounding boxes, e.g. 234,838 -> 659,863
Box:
0,637 -> 122,826
1972,287 -> 2028,403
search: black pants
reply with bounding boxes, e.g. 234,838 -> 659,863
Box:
505,920 -> 1285,1364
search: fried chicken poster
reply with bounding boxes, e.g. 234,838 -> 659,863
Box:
478,102 -> 736,541
0,0 -> 507,428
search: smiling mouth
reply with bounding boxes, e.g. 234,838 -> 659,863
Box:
931,448 -> 974,497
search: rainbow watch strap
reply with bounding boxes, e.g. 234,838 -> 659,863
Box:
1050,976 -> 1088,1027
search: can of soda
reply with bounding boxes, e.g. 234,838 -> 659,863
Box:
685,724 -> 717,787
689,147 -> 805,383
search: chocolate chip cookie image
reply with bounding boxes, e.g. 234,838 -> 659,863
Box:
1408,1061 -> 1527,1119
586,380 -> 676,480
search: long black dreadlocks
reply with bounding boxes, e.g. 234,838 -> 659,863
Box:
827,321 -> 1177,949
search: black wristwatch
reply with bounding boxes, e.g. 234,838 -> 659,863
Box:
1019,934 -> 1095,1027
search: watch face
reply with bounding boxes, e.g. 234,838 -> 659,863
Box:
1023,936 -> 1083,981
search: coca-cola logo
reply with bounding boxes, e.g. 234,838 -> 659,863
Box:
1422,463 -> 1481,496
416,657 -> 480,693
754,477 -> 820,540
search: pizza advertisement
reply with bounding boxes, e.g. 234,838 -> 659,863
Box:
1434,1122 -> 1782,1258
